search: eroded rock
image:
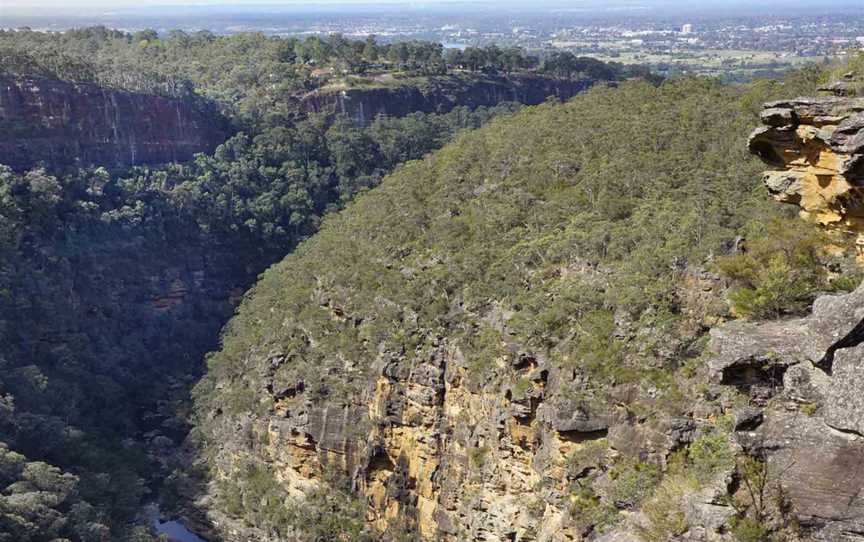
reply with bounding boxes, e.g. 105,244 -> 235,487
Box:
748,96 -> 864,253
709,282 -> 864,540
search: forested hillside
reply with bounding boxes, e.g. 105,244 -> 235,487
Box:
0,27 -> 628,131
192,63 -> 863,541
0,27 -> 609,541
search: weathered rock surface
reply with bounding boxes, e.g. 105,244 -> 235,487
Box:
748,96 -> 864,252
200,325 -> 700,541
710,282 -> 864,541
0,75 -> 228,170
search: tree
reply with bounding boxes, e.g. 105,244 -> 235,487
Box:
132,29 -> 158,43
363,35 -> 379,62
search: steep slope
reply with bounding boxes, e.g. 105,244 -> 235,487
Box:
298,74 -> 600,125
0,75 -> 228,171
192,74 -> 833,541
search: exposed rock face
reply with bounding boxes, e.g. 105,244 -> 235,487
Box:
709,283 -> 864,541
298,74 -> 600,125
741,100 -> 864,539
748,96 -> 864,252
0,75 -> 227,170
207,344 -> 618,541
200,294 -> 717,541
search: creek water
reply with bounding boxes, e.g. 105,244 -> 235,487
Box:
154,518 -> 208,542
147,504 -> 208,542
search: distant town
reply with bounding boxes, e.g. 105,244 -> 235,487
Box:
3,4 -> 864,82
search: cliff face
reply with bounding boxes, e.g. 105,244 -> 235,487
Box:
202,291 -> 706,542
234,330 -> 673,541
748,95 -> 864,254
728,90 -> 864,542
298,74 -> 600,125
0,76 -> 227,170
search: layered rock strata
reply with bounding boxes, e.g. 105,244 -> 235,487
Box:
748,95 -> 864,253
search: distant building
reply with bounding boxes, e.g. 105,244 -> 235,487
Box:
681,24 -> 694,35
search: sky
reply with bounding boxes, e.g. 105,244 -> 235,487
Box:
3,0 -> 446,6
2,0 -> 859,7
2,0 -> 862,15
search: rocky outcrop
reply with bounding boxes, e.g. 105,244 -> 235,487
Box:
739,98 -> 864,540
298,74 -> 601,125
0,75 -> 227,170
200,304 -> 709,541
709,283 -> 864,541
748,95 -> 864,254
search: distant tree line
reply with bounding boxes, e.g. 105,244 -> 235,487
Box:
0,27 -> 627,107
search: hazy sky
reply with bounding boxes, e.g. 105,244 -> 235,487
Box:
2,0 -> 862,14
3,0 -> 859,6
4,0 -> 451,5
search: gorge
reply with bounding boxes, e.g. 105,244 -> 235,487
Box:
3,24 -> 864,542
0,29 -> 619,542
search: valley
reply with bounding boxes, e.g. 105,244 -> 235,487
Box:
1,11 -> 864,542
0,28 -> 614,542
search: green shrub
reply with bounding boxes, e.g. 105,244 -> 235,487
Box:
688,431 -> 734,485
567,439 -> 609,475
636,474 -> 696,542
828,51 -> 864,96
468,445 -> 490,468
730,516 -> 769,542
463,326 -> 505,383
716,218 -> 833,319
569,484 -> 617,533
286,466 -> 372,542
800,402 -> 819,416
609,461 -> 661,508
512,377 -> 534,399
829,271 -> 864,292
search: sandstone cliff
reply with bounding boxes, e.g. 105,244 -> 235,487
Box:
748,95 -> 864,255
298,74 -> 600,125
0,75 -> 228,170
